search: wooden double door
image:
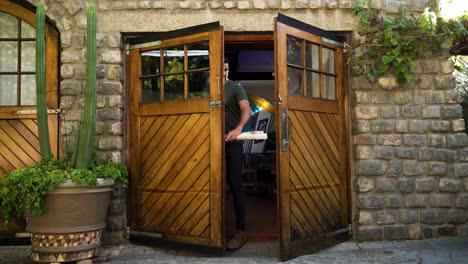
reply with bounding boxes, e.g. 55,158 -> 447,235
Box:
127,14 -> 349,260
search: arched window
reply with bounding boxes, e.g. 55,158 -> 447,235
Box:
0,1 -> 58,107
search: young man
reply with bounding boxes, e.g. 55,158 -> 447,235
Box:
224,58 -> 252,250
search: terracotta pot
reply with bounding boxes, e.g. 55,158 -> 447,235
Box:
26,179 -> 114,263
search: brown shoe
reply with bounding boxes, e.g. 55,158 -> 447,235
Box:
226,230 -> 247,250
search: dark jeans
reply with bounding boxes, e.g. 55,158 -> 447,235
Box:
225,141 -> 245,231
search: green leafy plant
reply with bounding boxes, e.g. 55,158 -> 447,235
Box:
0,4 -> 128,226
349,0 -> 467,82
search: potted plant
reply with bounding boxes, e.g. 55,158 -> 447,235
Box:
0,4 -> 127,263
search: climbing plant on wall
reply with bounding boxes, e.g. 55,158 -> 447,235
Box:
349,0 -> 467,83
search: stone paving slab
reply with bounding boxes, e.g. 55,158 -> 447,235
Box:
1,237 -> 468,264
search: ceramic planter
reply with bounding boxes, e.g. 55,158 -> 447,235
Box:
25,179 -> 114,263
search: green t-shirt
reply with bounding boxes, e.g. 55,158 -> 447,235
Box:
225,80 -> 248,134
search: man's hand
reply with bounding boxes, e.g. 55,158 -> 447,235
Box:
225,127 -> 242,141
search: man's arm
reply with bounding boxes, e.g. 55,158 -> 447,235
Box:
225,99 -> 252,141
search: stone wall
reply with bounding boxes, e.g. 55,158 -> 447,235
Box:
352,50 -> 468,240
22,0 -> 468,243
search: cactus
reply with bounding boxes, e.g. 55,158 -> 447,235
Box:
73,5 -> 97,169
35,4 -> 52,161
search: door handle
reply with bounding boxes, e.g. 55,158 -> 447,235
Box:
281,108 -> 292,152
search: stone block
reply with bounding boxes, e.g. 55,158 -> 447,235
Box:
425,91 -> 445,104
428,193 -> 452,207
98,108 -> 122,121
409,120 -> 429,133
372,120 -> 395,133
430,120 -> 450,132
456,195 -> 468,208
377,135 -> 402,146
400,178 -> 415,193
376,211 -> 397,224
98,136 -> 123,150
405,194 -> 426,208
454,164 -> 468,177
452,119 -> 466,132
401,106 -> 420,118
437,225 -> 455,236
421,209 -> 446,224
399,209 -> 418,224
440,60 -> 454,74
439,178 -> 460,192
353,120 -> 370,134
434,149 -> 456,162
105,121 -> 123,135
393,91 -> 413,104
358,211 -> 373,224
357,160 -> 387,176
418,147 -> 434,161
415,177 -> 435,192
98,81 -> 123,94
434,75 -> 456,90
357,226 -> 384,241
395,147 -> 416,159
358,195 -> 384,209
447,134 -> 468,148
389,160 -> 403,177
101,50 -> 122,64
379,106 -> 399,118
61,64 -> 74,79
378,76 -> 398,89
446,90 -> 461,104
403,160 -> 423,176
355,106 -> 378,119
355,145 -> 373,159
354,134 -> 377,145
386,194 -> 403,208
294,0 -> 308,8
422,106 -> 441,118
373,146 -> 393,160
427,134 -> 446,147
376,178 -> 397,192
396,120 -> 408,133
108,95 -> 123,108
61,50 -> 81,63
308,0 -> 321,8
61,80 -> 82,95
418,74 -> 433,89
408,223 -> 421,239
357,177 -> 374,193
384,225 -> 408,240
413,90 -> 425,104
107,65 -> 121,81
404,135 -> 426,146
426,162 -> 448,176
423,59 -> 441,74
447,209 -> 466,223
441,105 -> 462,119
422,225 -> 433,238
456,225 -> 468,236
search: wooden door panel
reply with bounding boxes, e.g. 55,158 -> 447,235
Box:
275,13 -> 349,260
128,23 -> 224,251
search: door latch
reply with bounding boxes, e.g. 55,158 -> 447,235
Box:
208,100 -> 221,111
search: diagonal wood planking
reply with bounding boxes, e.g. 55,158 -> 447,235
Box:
288,110 -> 344,240
0,119 -> 40,178
139,113 -> 210,238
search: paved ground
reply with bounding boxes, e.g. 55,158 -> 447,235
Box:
1,237 -> 468,263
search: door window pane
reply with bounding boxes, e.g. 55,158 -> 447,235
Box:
287,37 -> 302,66
0,12 -> 17,38
20,74 -> 36,105
0,42 -> 18,72
324,75 -> 336,100
21,41 -> 35,71
164,74 -> 184,101
188,42 -> 209,70
306,71 -> 320,98
322,48 -> 335,74
188,71 -> 209,99
141,77 -> 160,103
306,43 -> 319,70
21,21 -> 35,38
141,50 -> 160,76
287,67 -> 302,96
0,75 -> 17,106
164,46 -> 184,74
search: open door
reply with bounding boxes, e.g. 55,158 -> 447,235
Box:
127,22 -> 225,253
0,0 -> 59,243
274,14 -> 349,260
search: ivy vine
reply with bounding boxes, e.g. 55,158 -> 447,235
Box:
349,0 -> 467,83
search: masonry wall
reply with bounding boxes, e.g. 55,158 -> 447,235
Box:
23,0 -> 468,243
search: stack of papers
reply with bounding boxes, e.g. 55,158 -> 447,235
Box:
235,131 -> 268,140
